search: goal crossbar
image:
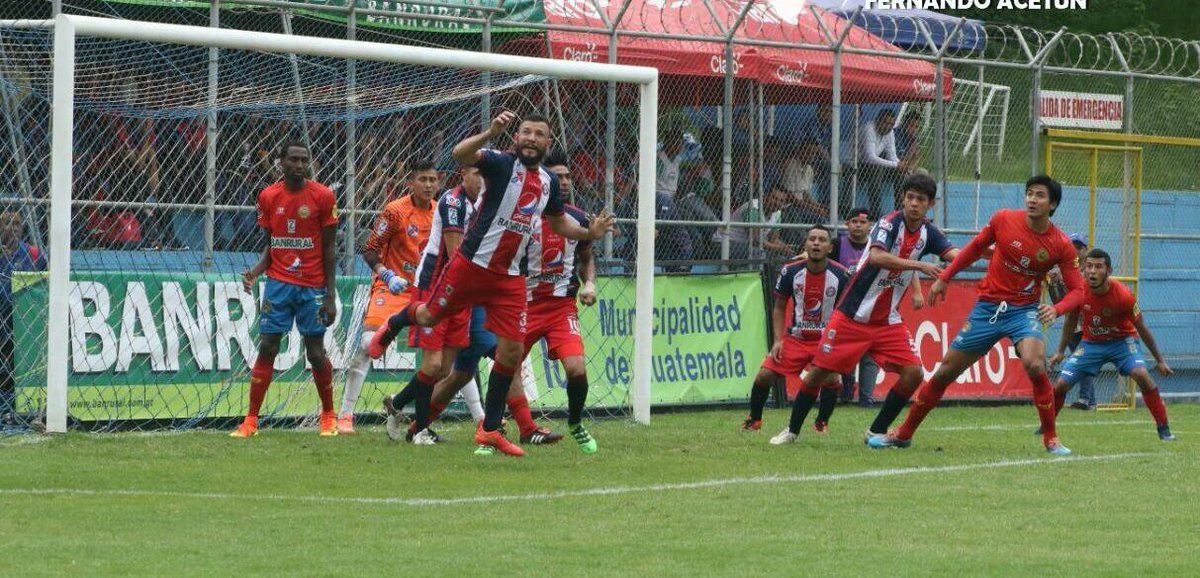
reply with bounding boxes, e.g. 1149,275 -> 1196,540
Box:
38,14 -> 659,432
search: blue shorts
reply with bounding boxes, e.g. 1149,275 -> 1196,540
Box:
1059,337 -> 1146,385
260,277 -> 327,337
453,306 -> 498,373
950,300 -> 1043,353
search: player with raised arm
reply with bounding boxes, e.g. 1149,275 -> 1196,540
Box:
232,141 -> 339,438
367,111 -> 614,457
517,153 -> 600,453
798,174 -> 958,446
869,175 -> 1084,455
1049,248 -> 1176,441
737,225 -> 849,442
336,160 -> 436,436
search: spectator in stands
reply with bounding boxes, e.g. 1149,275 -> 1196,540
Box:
1047,232 -> 1096,410
857,108 -> 901,218
714,184 -> 792,262
674,163 -> 721,261
657,129 -> 685,200
0,208 -> 46,424
893,111 -> 923,209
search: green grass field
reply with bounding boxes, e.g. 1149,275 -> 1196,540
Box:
2,404 -> 1196,577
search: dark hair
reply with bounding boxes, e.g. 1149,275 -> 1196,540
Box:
900,173 -> 937,201
877,108 -> 896,121
520,113 -> 554,132
277,140 -> 308,160
807,223 -> 833,240
846,207 -> 873,221
543,149 -> 569,169
1085,247 -> 1112,269
901,111 -> 922,126
407,158 -> 436,174
1026,174 -> 1063,216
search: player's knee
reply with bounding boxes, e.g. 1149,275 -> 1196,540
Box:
1129,368 -> 1153,388
1020,357 -> 1045,377
306,349 -> 329,368
563,357 -> 587,380
895,366 -> 923,395
258,342 -> 280,360
1054,380 -> 1071,394
494,343 -> 522,368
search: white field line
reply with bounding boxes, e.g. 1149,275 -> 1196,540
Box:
928,420 -> 1145,431
0,452 -> 1161,508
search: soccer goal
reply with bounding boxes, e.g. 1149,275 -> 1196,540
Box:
1,14 -> 657,433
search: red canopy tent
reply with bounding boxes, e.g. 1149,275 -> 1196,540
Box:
501,0 -> 951,104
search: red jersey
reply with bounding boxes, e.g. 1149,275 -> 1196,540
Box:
1081,279 -> 1140,342
257,180 -> 338,288
940,209 -> 1083,313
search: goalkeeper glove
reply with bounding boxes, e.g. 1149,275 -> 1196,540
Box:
378,268 -> 408,295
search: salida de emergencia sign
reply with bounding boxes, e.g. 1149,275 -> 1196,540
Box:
1038,90 -> 1125,130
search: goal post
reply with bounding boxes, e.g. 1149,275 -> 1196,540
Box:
36,13 -> 659,432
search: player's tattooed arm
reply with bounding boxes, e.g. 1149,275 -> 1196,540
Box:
453,110 -> 516,166
1132,316 -> 1173,376
577,242 -> 597,307
548,209 -> 615,241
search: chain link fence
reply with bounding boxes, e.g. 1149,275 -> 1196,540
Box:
4,0 -> 1200,431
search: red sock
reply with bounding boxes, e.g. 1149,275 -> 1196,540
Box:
409,401 -> 449,435
1054,390 -> 1067,416
895,380 -> 948,440
507,395 -> 537,437
247,356 -> 275,418
1031,372 -> 1058,446
312,359 -> 334,413
1142,387 -> 1169,426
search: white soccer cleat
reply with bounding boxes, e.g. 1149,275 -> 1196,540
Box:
411,428 -> 438,446
769,428 -> 798,445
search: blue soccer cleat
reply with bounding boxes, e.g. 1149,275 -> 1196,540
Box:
1045,438 -> 1072,456
866,433 -> 911,449
1158,425 -> 1176,442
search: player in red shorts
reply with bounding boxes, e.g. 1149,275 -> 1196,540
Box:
1049,248 -> 1175,441
367,111 -> 614,457
518,153 -> 599,453
801,174 -> 959,445
870,175 -> 1085,454
735,225 -> 849,443
231,141 -> 339,438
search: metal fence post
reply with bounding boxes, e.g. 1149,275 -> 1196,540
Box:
343,0 -> 358,275
203,1 -> 219,272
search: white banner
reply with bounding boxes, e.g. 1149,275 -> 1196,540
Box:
1039,90 -> 1125,130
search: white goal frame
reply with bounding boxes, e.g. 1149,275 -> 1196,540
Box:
30,14 -> 659,432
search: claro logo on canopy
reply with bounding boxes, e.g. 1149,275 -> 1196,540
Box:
775,62 -> 807,84
913,78 -> 938,97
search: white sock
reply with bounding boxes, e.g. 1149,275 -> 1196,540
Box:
461,377 -> 485,422
339,331 -> 374,416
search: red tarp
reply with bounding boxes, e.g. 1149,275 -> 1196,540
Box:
503,0 -> 950,104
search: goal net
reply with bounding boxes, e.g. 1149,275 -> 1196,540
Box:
0,15 -> 657,433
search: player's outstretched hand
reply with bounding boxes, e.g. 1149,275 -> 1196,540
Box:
1156,360 -> 1174,377
241,270 -> 257,294
588,209 -> 616,240
927,279 -> 948,306
1037,303 -> 1057,325
489,110 -> 518,137
916,261 -> 943,279
379,268 -> 408,295
579,280 -> 597,306
1048,352 -> 1064,368
319,298 -> 337,327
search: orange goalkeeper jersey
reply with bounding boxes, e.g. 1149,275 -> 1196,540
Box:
364,194 -> 433,293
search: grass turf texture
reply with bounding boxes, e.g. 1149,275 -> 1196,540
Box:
2,405 -> 1196,577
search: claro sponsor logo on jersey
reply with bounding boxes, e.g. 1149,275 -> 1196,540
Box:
271,237 -> 315,249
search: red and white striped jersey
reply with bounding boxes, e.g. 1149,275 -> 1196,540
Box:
459,149 -> 564,276
525,204 -> 591,300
